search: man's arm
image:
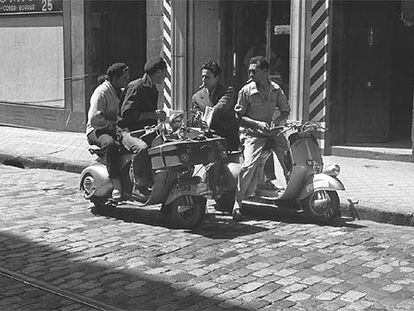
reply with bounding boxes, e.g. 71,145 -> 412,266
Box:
88,88 -> 113,131
119,86 -> 165,130
272,89 -> 290,126
273,111 -> 289,126
210,87 -> 235,130
234,89 -> 269,133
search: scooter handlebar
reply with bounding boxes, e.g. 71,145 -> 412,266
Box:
281,121 -> 325,133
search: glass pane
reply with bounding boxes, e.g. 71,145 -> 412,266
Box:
0,25 -> 64,108
270,0 -> 291,96
238,1 -> 268,84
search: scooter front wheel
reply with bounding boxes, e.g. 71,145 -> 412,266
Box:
301,190 -> 340,224
165,195 -> 206,229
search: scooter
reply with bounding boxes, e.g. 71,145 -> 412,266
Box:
79,123 -> 227,229
209,121 -> 345,223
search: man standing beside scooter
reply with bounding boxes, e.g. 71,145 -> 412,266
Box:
117,57 -> 167,202
232,56 -> 290,220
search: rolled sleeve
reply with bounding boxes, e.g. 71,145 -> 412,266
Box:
276,89 -> 290,113
234,88 -> 249,116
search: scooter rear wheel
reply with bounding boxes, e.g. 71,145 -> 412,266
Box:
301,190 -> 340,224
166,195 -> 206,229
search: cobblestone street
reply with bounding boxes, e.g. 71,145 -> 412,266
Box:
1,165 -> 413,310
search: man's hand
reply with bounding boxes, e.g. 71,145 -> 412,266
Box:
273,111 -> 289,127
199,119 -> 208,129
255,121 -> 270,134
155,109 -> 167,121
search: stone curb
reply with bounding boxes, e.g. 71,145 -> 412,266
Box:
0,153 -> 92,174
1,152 -> 413,227
332,146 -> 414,163
339,202 -> 414,227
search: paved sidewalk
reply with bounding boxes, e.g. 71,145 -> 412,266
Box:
1,125 -> 413,226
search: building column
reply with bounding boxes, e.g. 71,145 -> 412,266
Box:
162,0 -> 173,111
70,0 -> 86,130
300,0 -> 331,154
289,0 -> 311,122
147,0 -> 188,113
171,0 -> 187,112
412,95 -> 414,157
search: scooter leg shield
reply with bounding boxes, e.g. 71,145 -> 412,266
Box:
80,165 -> 112,199
298,173 -> 345,200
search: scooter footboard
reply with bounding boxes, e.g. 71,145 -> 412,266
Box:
79,165 -> 112,199
298,173 -> 345,200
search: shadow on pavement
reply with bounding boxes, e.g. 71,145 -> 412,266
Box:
0,231 -> 248,311
240,204 -> 367,229
90,204 -> 269,239
90,204 -> 169,227
193,215 -> 269,239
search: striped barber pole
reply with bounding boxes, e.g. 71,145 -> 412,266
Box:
309,0 -> 330,150
162,0 -> 172,110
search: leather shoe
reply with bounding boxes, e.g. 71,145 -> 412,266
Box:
112,189 -> 122,201
232,208 -> 246,221
132,185 -> 150,202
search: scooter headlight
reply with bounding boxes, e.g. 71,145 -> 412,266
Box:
323,164 -> 340,177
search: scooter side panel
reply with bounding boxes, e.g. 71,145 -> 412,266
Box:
165,178 -> 209,205
298,174 -> 345,200
80,165 -> 113,198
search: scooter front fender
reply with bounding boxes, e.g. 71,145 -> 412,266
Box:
298,173 -> 345,200
79,165 -> 112,199
165,178 -> 209,205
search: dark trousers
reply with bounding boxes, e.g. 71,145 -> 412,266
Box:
120,132 -> 153,186
87,130 -> 121,178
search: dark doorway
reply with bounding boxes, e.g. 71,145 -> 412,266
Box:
84,0 -> 147,104
389,2 -> 414,142
331,1 -> 413,146
219,0 -> 291,94
345,1 -> 393,143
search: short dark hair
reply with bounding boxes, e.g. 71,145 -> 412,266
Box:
201,61 -> 222,77
106,63 -> 128,81
249,56 -> 269,71
144,57 -> 167,75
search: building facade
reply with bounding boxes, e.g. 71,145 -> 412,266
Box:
152,0 -> 414,156
0,0 -> 146,131
1,0 -> 413,157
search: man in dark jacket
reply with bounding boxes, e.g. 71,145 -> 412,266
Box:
191,61 -> 239,151
117,57 -> 167,201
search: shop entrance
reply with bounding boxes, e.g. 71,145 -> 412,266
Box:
219,0 -> 291,94
84,0 -> 146,105
331,1 -> 414,146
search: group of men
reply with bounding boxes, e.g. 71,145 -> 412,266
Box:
86,55 -> 290,220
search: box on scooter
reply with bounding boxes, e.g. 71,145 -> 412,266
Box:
148,137 -> 226,170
